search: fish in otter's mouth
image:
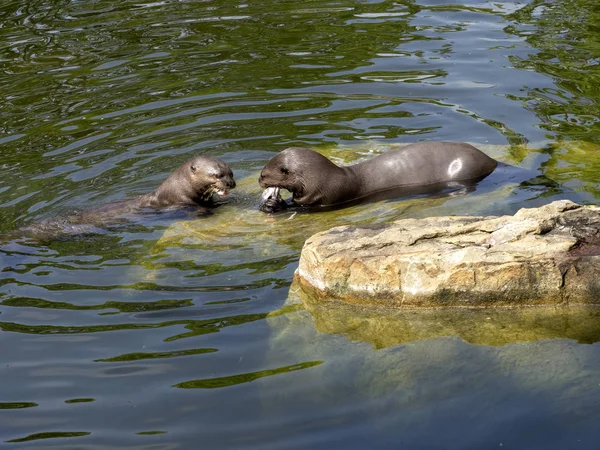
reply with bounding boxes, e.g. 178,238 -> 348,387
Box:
259,186 -> 289,213
201,185 -> 232,203
215,188 -> 230,196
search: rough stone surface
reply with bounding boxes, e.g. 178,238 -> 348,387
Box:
295,200 -> 600,307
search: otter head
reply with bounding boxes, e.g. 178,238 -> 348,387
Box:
258,147 -> 344,210
153,155 -> 236,207
187,155 -> 236,203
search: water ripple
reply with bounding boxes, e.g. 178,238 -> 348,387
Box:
2,0 -> 600,448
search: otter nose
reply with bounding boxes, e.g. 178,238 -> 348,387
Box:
224,176 -> 236,189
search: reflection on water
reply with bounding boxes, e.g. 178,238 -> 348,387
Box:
2,0 -> 600,448
290,283 -> 600,347
174,360 -> 323,389
265,296 -> 600,450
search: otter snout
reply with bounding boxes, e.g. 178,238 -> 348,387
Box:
258,171 -> 275,189
224,176 -> 236,189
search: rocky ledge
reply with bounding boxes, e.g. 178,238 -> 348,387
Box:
295,200 -> 600,307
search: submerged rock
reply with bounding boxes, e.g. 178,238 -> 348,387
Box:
295,200 -> 600,307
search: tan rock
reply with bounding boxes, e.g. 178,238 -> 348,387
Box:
295,200 -> 600,307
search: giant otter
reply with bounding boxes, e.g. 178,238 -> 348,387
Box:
22,155 -> 236,239
137,155 -> 235,208
258,142 -> 498,213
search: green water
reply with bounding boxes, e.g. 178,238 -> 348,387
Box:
2,0 -> 600,448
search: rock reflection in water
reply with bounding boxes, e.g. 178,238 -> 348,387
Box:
290,282 -> 600,347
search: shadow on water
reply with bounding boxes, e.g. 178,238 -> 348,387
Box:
255,288 -> 600,450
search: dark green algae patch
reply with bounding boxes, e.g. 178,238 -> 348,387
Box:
173,361 -> 323,389
64,398 -> 95,404
6,431 -> 91,443
0,402 -> 38,410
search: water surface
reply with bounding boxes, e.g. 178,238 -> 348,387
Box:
2,0 -> 600,448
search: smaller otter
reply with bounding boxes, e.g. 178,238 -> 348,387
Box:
138,155 -> 235,208
21,155 -> 236,239
258,142 -> 498,213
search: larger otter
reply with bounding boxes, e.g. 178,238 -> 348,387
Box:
22,155 -> 236,239
258,142 -> 497,212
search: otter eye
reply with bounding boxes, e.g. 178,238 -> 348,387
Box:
280,167 -> 289,175
190,165 -> 197,173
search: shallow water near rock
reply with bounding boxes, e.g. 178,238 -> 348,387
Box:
2,0 -> 600,448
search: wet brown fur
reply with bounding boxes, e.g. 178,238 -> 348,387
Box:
139,155 -> 235,208
258,142 -> 497,209
20,155 -> 235,239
